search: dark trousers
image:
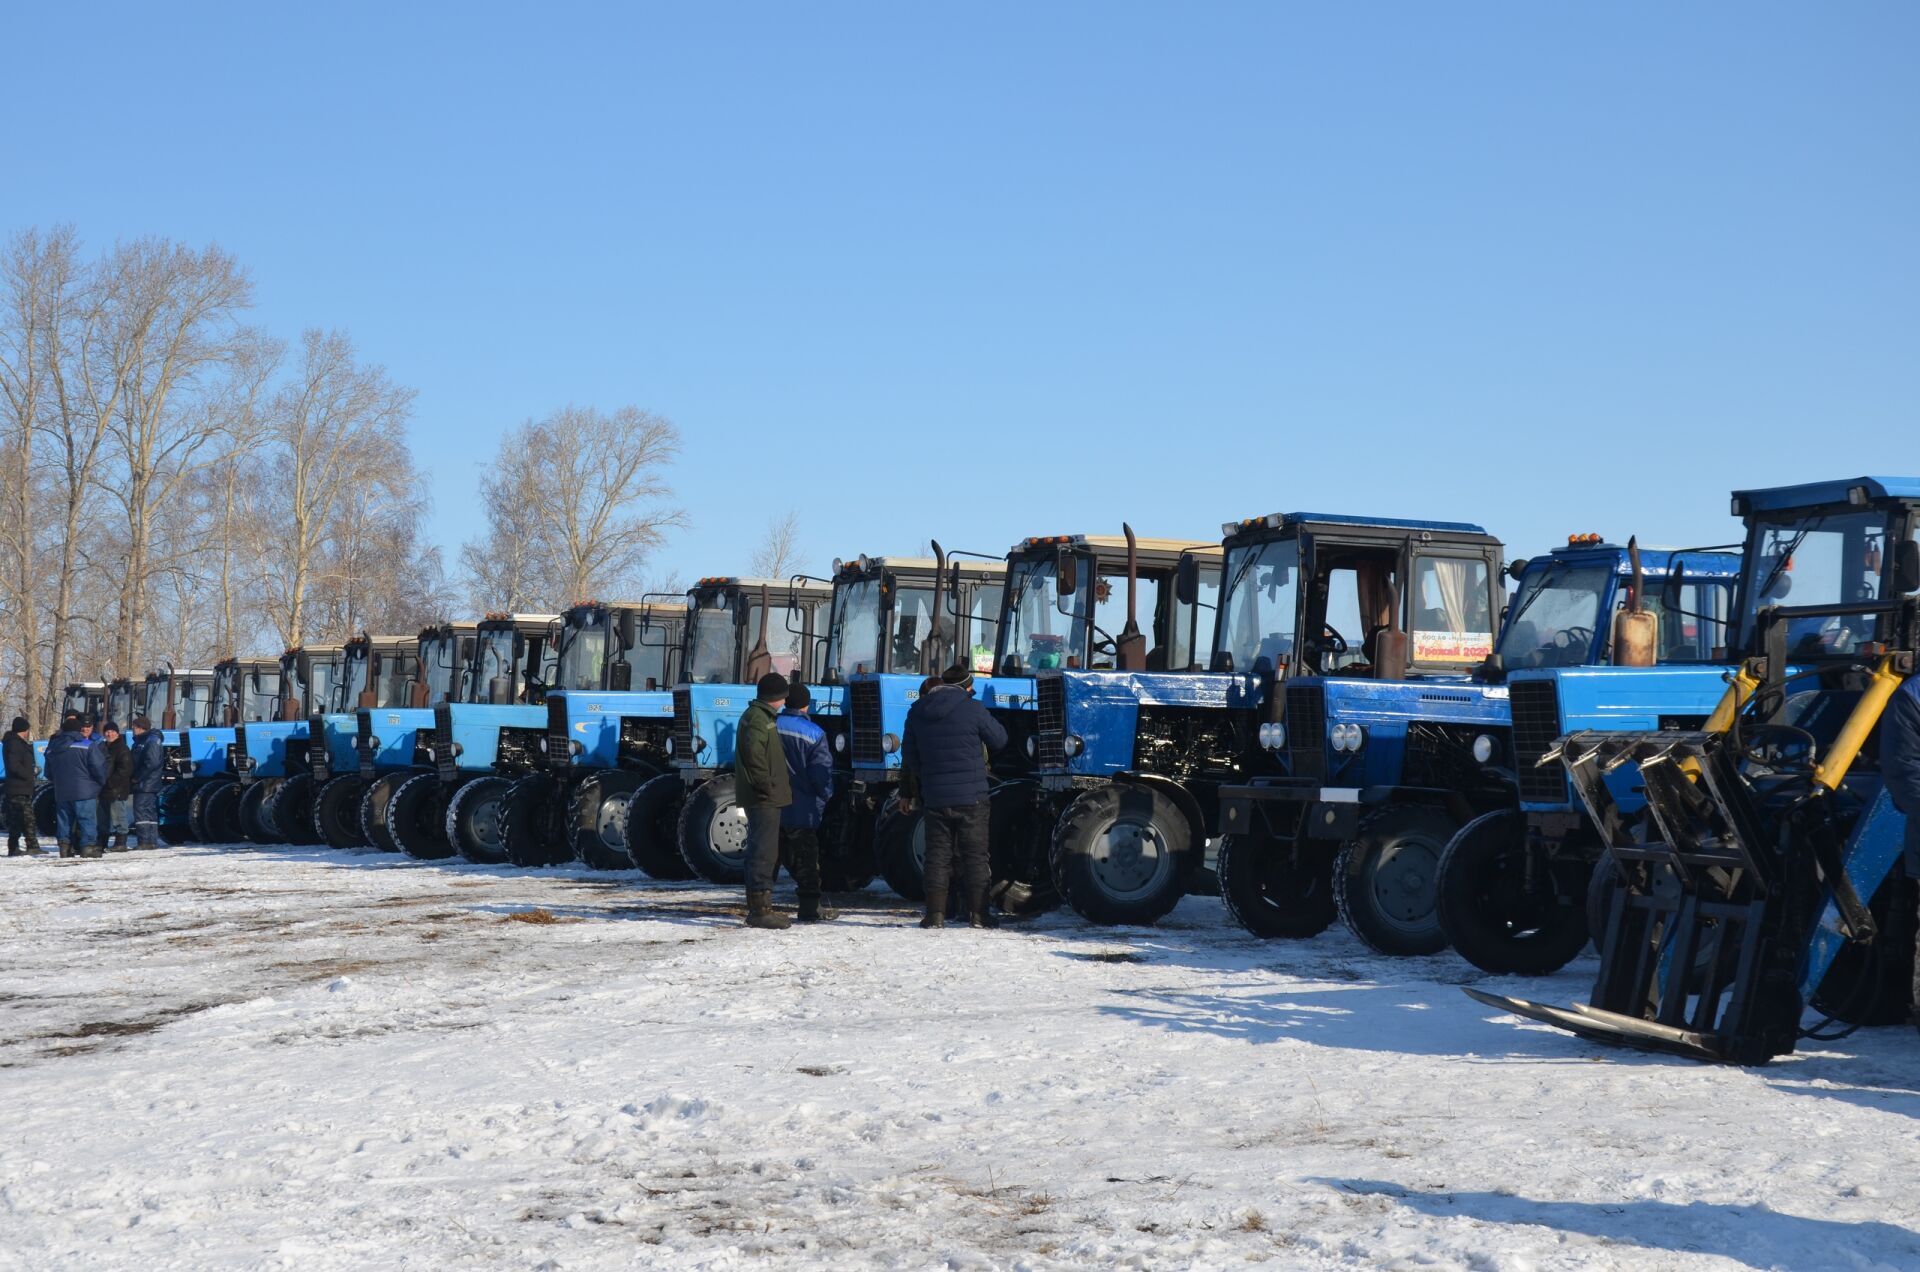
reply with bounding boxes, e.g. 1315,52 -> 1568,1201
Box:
97,796 -> 130,846
922,802 -> 990,915
5,793 -> 37,853
744,805 -> 783,892
132,792 -> 161,848
781,826 -> 821,900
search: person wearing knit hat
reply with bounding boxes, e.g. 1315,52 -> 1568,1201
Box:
900,660 -> 1008,928
4,715 -> 43,856
97,721 -> 134,852
734,671 -> 796,928
129,717 -> 167,850
775,682 -> 837,922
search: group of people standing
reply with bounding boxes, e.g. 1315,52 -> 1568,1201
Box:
730,661 -> 1007,929
4,714 -> 165,858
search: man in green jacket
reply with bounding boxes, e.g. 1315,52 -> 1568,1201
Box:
735,671 -> 794,929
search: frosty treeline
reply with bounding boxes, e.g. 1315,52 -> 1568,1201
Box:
0,227 -> 687,728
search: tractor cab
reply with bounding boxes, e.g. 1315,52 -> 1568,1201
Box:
139,668 -> 221,834
144,667 -> 218,732
60,682 -> 108,726
1473,477 -> 1920,1063
103,679 -> 139,730
304,634 -> 421,799
209,658 -> 283,728
233,643 -> 347,795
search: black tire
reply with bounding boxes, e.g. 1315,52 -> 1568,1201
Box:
1435,809 -> 1593,977
1051,784 -> 1197,927
270,772 -> 320,846
1333,805 -> 1455,956
387,772 -> 453,859
312,775 -> 368,849
238,779 -> 285,844
624,773 -> 694,880
192,778 -> 243,843
33,784 -> 57,838
875,799 -> 927,902
359,773 -> 407,853
676,774 -> 753,884
987,780 -> 1060,916
1217,831 -> 1338,939
573,769 -> 650,870
817,785 -> 877,892
499,771 -> 569,867
445,775 -> 510,863
159,781 -> 198,843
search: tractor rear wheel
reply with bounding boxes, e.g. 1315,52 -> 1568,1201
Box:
358,773 -> 407,853
1333,806 -> 1454,956
271,772 -> 320,846
445,776 -> 510,863
33,784 -> 57,838
1051,784 -> 1196,927
987,780 -> 1058,916
387,773 -> 454,859
238,779 -> 285,844
1435,809 -> 1592,976
1217,831 -> 1337,939
574,769 -> 650,870
874,800 -> 927,902
624,773 -> 694,880
312,775 -> 367,849
676,774 -> 752,884
192,778 -> 243,843
499,772 -> 569,867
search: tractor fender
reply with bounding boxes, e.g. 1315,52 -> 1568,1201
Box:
1115,772 -> 1208,856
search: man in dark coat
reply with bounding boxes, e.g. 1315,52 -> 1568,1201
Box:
4,715 -> 42,856
44,715 -> 107,858
776,682 -> 836,923
734,671 -> 794,929
97,721 -> 134,852
129,716 -> 167,850
900,662 -> 1008,928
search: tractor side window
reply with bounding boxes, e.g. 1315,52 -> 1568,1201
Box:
1319,568 -> 1369,673
1091,570 -> 1164,671
1743,512 -> 1890,656
891,586 -> 937,673
966,585 -> 1003,674
1170,559 -> 1221,673
1637,580 -> 1732,663
1411,556 -> 1495,666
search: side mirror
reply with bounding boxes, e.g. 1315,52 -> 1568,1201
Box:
1057,549 -> 1079,598
1660,560 -> 1686,609
1505,558 -> 1530,583
1897,539 -> 1920,595
619,610 -> 638,650
1175,553 -> 1199,606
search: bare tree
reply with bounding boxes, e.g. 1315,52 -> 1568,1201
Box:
750,510 -> 804,580
460,405 -> 685,609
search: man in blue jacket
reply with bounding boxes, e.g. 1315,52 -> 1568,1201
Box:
777,683 -> 837,923
129,716 -> 167,850
44,714 -> 108,858
900,662 -> 1008,928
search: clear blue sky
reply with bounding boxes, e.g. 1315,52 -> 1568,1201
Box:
5,3 -> 1915,583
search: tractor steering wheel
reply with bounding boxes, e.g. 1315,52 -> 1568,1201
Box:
1555,626 -> 1593,651
1320,623 -> 1350,656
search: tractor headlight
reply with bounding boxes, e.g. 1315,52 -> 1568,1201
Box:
666,737 -> 676,756
882,732 -> 900,754
1332,723 -> 1367,752
1064,735 -> 1084,757
450,741 -> 464,758
833,733 -> 846,754
1472,734 -> 1495,764
569,739 -> 584,757
1025,736 -> 1037,759
1258,722 -> 1285,749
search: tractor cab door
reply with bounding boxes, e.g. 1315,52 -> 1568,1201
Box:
1298,536 -> 1404,678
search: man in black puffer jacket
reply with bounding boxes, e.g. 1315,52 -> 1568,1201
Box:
4,716 -> 42,856
129,716 -> 167,849
97,721 -> 134,852
900,662 -> 1007,928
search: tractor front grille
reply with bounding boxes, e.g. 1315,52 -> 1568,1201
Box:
1406,722 -> 1511,791
1510,678 -> 1566,803
231,727 -> 251,781
672,688 -> 694,761
1035,675 -> 1067,769
1284,684 -> 1326,781
432,703 -> 456,779
849,680 -> 885,768
545,696 -> 569,769
357,711 -> 375,778
307,713 -> 330,782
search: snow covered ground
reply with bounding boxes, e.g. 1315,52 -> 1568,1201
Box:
3,844 -> 1919,1271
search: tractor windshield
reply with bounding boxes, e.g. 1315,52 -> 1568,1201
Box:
1737,510 -> 1892,658
336,650 -> 371,712
306,658 -> 337,715
420,635 -> 459,705
475,629 -> 522,698
373,650 -> 415,708
627,616 -> 674,690
211,669 -> 236,723
244,667 -> 281,721
106,684 -> 136,726
1001,556 -> 1089,672
686,594 -> 740,684
176,678 -> 215,728
1217,537 -> 1300,673
143,678 -> 169,722
826,578 -> 884,678
1498,565 -> 1610,668
554,619 -> 609,692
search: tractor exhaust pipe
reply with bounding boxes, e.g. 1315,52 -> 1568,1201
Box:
924,540 -> 949,677
744,584 -> 774,683
162,658 -> 178,731
1612,536 -> 1658,667
1117,523 -> 1146,672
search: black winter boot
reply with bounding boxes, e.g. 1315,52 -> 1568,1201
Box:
745,890 -> 792,930
796,893 -> 837,923
919,904 -> 945,929
57,841 -> 72,859
80,842 -> 104,859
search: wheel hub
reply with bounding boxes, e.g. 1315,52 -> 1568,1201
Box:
711,801 -> 749,861
1371,838 -> 1440,925
1089,815 -> 1172,901
469,793 -> 503,851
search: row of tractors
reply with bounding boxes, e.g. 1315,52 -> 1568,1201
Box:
38,476 -> 1920,1063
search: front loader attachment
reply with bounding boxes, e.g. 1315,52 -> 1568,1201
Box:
1469,723 -> 1901,1065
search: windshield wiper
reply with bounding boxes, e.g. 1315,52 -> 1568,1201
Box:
1502,563 -> 1569,634
1751,519 -> 1821,610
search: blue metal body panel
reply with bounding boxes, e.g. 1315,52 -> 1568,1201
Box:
676,683 -> 845,776
1514,664 -> 1738,813
1303,674 -> 1502,789
312,713 -> 363,779
549,689 -> 674,772
979,674 -> 1039,711
1802,783 -> 1907,998
441,703 -> 545,774
1050,671 -> 1263,777
1734,476 -> 1920,514
166,728 -> 232,780
239,720 -> 310,780
360,707 -> 432,776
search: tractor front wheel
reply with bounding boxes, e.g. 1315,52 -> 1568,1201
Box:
159,781 -> 198,843
1333,806 -> 1454,956
312,775 -> 367,849
33,784 -> 57,839
818,785 -> 876,892
191,778 -> 243,843
874,799 -> 927,902
1217,831 -> 1337,939
499,772 -> 569,867
676,774 -> 752,884
445,776 -> 510,863
1435,809 -> 1592,976
387,773 -> 454,859
1051,784 -> 1197,927
358,773 -> 408,853
271,772 -> 320,846
987,780 -> 1059,916
624,773 -> 694,880
238,779 -> 285,844
574,769 -> 651,870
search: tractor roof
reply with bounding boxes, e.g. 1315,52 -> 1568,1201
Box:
1011,534 -> 1222,559
692,577 -> 834,597
1732,476 -> 1920,515
1534,542 -> 1742,577
834,555 -> 1006,578
1225,511 -> 1493,539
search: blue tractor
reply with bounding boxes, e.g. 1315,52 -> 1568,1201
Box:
268,633 -> 422,847
376,611 -> 562,860
818,549 -> 1006,894
179,657 -> 287,842
309,620 -> 478,849
138,666 -> 223,842
229,643 -> 351,843
1430,540 -> 1742,974
494,600 -> 688,871
660,577 -> 838,884
1473,477 -> 1920,1064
